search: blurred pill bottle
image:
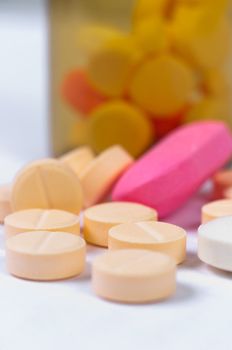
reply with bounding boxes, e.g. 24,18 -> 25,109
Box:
50,0 -> 232,157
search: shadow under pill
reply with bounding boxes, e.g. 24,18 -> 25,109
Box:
206,265 -> 232,279
181,251 -> 202,270
171,282 -> 198,304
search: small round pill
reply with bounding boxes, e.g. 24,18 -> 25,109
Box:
224,186 -> 232,199
0,184 -> 12,223
198,216 -> 232,271
4,209 -> 80,239
212,169 -> 232,199
133,0 -> 170,24
6,231 -> 86,280
87,34 -> 142,97
201,199 -> 232,223
61,69 -> 107,114
109,221 -> 186,264
170,6 -> 230,69
87,101 -> 153,157
11,159 -> 83,214
84,201 -> 157,247
79,145 -> 133,208
129,54 -> 196,116
60,146 -> 95,177
92,249 -> 176,303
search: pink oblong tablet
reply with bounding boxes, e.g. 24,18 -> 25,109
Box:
112,122 -> 232,217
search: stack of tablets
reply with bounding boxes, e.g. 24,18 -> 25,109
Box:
0,121 -> 232,304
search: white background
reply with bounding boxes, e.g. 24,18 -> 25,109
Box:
0,2 -> 232,349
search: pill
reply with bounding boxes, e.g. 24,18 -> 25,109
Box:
87,100 -> 153,157
201,199 -> 232,223
4,209 -> 80,239
79,145 -> 133,208
198,216 -> 232,271
185,96 -> 232,126
76,24 -> 125,57
0,184 -> 12,224
87,34 -> 142,97
61,69 -> 107,115
212,169 -> 232,199
84,201 -> 157,247
6,231 -> 86,280
203,68 -> 232,98
112,121 -> 232,217
108,221 -> 186,264
92,249 -> 176,303
133,0 -> 171,24
170,6 -> 230,69
223,186 -> 232,199
134,17 -> 169,54
60,146 -> 95,176
11,159 -> 83,213
128,54 -> 196,116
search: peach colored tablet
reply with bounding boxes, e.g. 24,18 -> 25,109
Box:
0,184 -> 12,223
201,199 -> 232,223
92,249 -> 176,303
198,216 -> 232,271
79,145 -> 133,208
112,122 -> 232,217
11,159 -> 83,214
108,221 -> 186,264
60,146 -> 95,176
6,231 -> 86,280
212,169 -> 232,199
84,201 -> 157,247
224,186 -> 232,199
5,209 -> 80,239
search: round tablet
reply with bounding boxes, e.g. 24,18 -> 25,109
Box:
92,249 -> 176,303
87,34 -> 142,97
212,169 -> 232,199
198,216 -> 232,271
112,121 -> 232,217
108,221 -> 186,264
170,7 -> 230,69
203,68 -> 231,97
84,201 -> 157,247
134,17 -> 169,55
133,0 -> 171,24
60,146 -> 95,177
4,209 -> 80,239
11,159 -> 83,213
224,186 -> 232,199
201,199 -> 232,223
128,54 -> 196,116
79,145 -> 133,208
87,100 -> 153,157
6,231 -> 86,280
185,96 -> 232,124
61,69 -> 107,115
0,184 -> 12,224
76,24 -> 124,57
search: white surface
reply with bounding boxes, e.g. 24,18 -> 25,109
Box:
0,3 -> 232,350
0,157 -> 232,350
